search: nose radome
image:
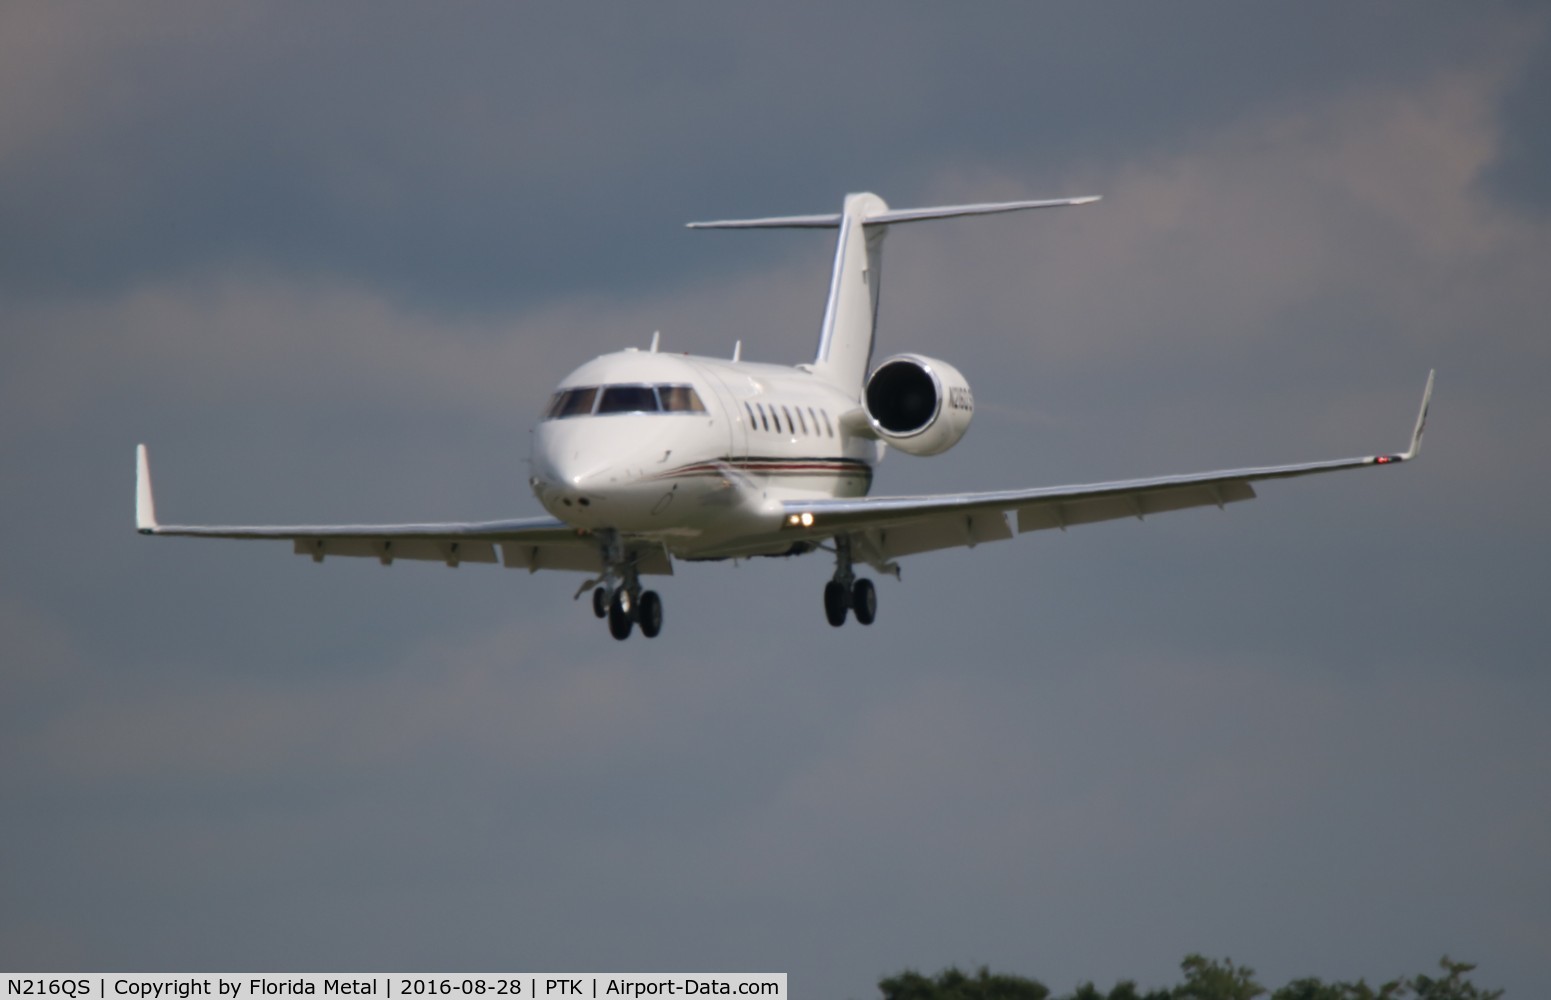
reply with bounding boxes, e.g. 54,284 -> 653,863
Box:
532,422 -> 650,497
540,450 -> 626,495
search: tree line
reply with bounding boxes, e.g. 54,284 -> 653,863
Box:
875,955 -> 1503,1000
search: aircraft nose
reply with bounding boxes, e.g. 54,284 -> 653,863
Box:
530,441 -> 622,510
539,449 -> 612,491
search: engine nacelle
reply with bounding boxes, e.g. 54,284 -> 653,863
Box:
863,353 -> 974,456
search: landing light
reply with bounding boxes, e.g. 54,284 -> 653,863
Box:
787,512 -> 815,528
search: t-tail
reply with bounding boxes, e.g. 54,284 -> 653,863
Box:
688,191 -> 1101,395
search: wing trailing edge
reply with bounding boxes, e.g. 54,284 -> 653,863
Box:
131,444 -> 629,571
775,372 -> 1435,566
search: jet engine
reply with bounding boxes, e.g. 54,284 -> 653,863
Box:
863,353 -> 974,456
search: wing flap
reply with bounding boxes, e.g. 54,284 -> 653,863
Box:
853,479 -> 1256,562
292,537 -> 500,566
1014,480 -> 1257,533
501,541 -> 604,574
499,540 -> 671,576
872,510 -> 1016,560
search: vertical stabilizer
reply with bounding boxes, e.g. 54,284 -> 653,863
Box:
686,191 -> 1100,396
811,192 -> 889,396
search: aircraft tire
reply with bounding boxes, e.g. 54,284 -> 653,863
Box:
823,580 -> 848,627
852,578 -> 876,625
638,590 -> 663,638
608,590 -> 634,640
592,586 -> 608,618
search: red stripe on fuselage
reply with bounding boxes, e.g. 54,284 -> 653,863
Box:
653,457 -> 873,480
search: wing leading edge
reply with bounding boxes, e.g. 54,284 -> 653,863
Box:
132,445 -> 671,574
779,371 -> 1434,568
135,373 -> 1430,576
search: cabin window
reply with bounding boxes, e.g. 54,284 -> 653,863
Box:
548,386 -> 599,419
597,385 -> 660,414
743,403 -> 756,427
755,403 -> 770,432
781,405 -> 795,435
821,409 -> 834,437
796,407 -> 809,435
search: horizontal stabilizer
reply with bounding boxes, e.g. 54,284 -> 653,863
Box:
686,194 -> 1099,230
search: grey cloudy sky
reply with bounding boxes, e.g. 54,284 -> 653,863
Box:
2,3 -> 1548,996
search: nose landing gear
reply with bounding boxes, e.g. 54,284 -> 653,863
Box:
607,587 -> 636,640
637,590 -> 663,638
581,533 -> 664,640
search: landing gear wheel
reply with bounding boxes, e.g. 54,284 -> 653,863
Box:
852,578 -> 877,626
824,580 -> 849,627
638,590 -> 663,638
607,589 -> 634,641
592,586 -> 608,619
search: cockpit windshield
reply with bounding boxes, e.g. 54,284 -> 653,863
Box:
598,385 -> 659,414
658,385 -> 706,413
543,384 -> 707,419
545,386 -> 598,419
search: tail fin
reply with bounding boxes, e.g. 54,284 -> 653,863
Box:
689,192 -> 1100,396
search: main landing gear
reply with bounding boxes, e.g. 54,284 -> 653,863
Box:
583,532 -> 663,641
592,585 -> 663,641
823,535 -> 877,628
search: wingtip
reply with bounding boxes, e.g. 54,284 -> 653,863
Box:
1402,369 -> 1434,460
135,443 -> 158,532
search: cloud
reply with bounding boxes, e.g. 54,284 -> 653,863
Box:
2,7 -> 1549,998
897,56 -> 1543,370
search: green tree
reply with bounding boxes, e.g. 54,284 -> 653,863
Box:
1066,982 -> 1170,1000
1271,978 -> 1404,1000
872,955 -> 1501,1000
878,966 -> 1051,1000
1409,957 -> 1504,1000
1173,955 -> 1266,1000
1265,956 -> 1500,1000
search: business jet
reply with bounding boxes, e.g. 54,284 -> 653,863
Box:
135,191 -> 1432,639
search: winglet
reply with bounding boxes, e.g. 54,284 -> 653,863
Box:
136,443 -> 159,533
1375,370 -> 1433,465
1400,369 -> 1434,461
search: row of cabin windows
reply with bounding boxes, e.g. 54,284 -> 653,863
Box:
543,384 -> 708,419
743,401 -> 835,439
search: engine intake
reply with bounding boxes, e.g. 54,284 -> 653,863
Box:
863,354 -> 973,456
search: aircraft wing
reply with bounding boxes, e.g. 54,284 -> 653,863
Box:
781,372 -> 1433,569
132,445 -> 667,574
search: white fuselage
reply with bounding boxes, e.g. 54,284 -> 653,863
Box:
529,349 -> 880,558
